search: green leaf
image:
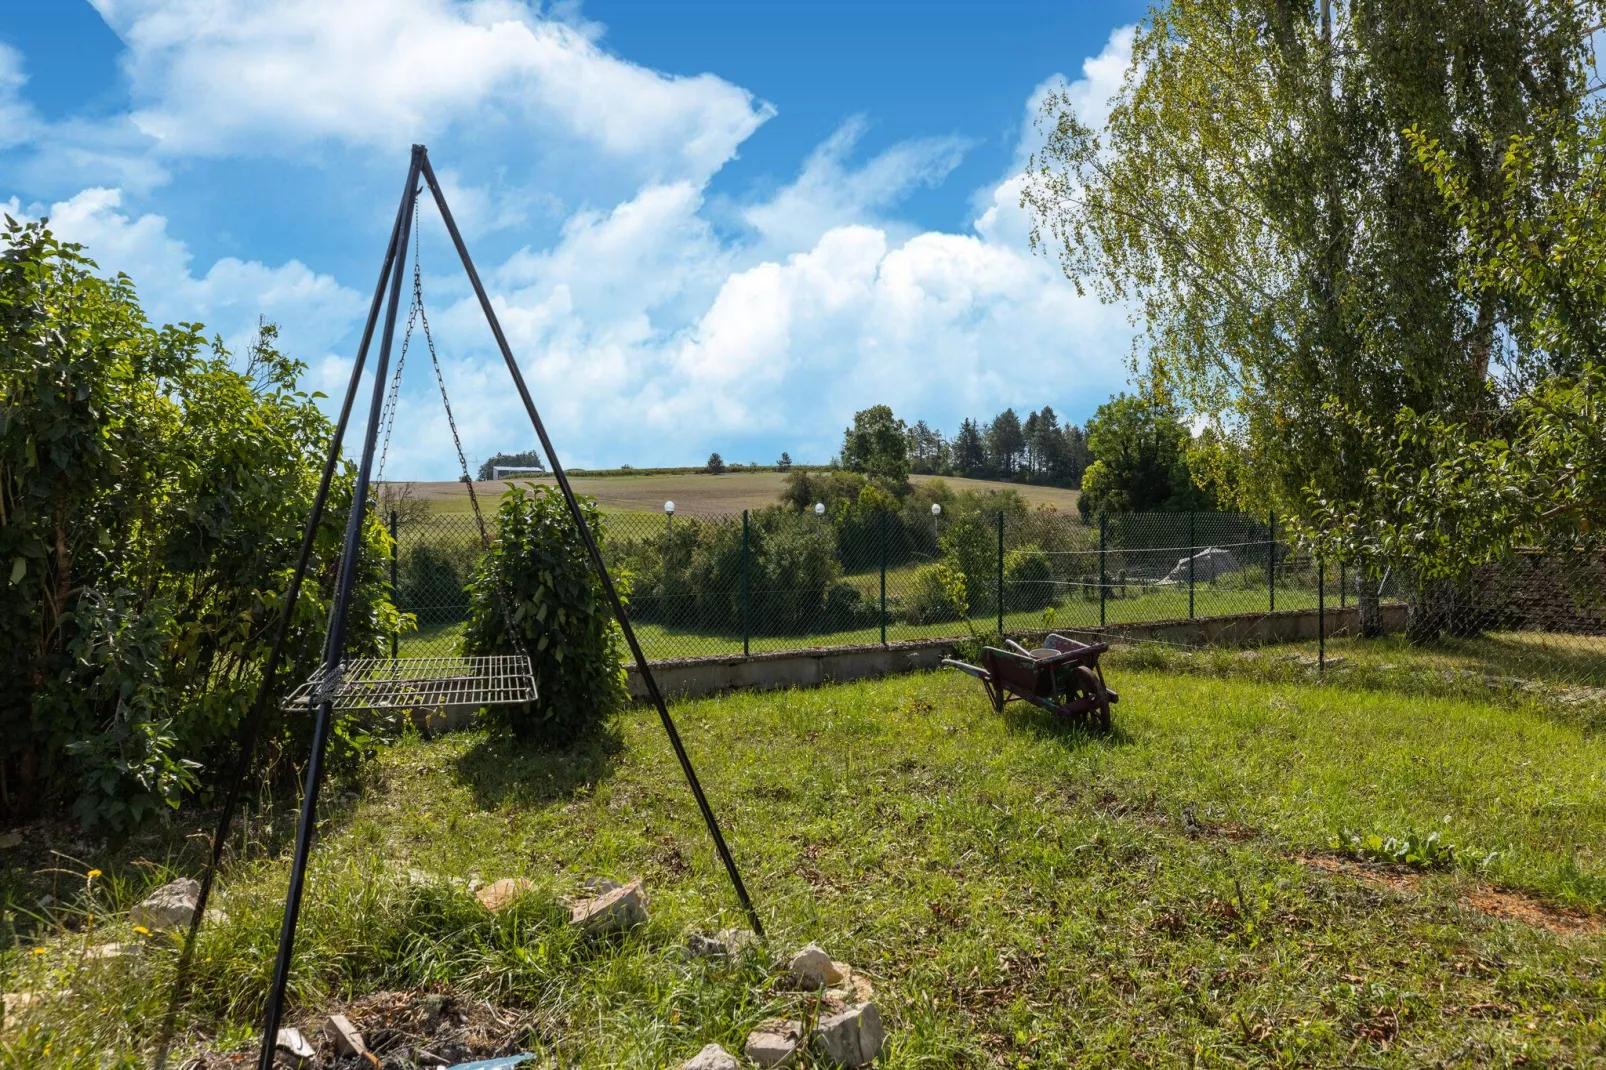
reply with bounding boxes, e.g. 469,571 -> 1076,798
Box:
8,558 -> 24,586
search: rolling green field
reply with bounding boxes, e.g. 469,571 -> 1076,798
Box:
396,472 -> 1081,518
5,639 -> 1604,1067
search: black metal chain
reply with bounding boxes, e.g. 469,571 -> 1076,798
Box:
405,213 -> 533,668
373,212 -> 423,486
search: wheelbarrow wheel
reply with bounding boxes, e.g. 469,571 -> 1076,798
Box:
1070,665 -> 1112,731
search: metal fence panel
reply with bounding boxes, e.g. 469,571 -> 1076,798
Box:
386,505 -> 1602,690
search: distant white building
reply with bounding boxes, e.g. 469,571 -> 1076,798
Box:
1162,547 -> 1240,584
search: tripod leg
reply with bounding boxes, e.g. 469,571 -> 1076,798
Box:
151,144 -> 421,1070
255,148 -> 423,1070
418,151 -> 764,938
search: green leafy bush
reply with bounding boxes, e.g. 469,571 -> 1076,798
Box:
611,506 -> 875,636
904,562 -> 969,624
461,485 -> 627,739
396,537 -> 479,628
1004,545 -> 1056,611
0,221 -> 397,831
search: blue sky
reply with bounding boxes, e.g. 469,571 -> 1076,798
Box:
0,0 -> 1145,477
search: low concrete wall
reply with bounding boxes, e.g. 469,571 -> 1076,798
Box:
627,602 -> 1406,701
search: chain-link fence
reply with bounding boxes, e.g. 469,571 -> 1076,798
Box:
385,502 -> 1606,695
388,507 -> 1370,653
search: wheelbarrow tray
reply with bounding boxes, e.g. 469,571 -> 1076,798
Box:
942,633 -> 1118,728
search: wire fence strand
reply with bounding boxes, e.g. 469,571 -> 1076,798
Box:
385,503 -> 1605,689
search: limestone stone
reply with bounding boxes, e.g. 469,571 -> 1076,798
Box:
786,943 -> 844,989
275,1026 -> 315,1066
717,928 -> 760,955
130,878 -> 200,930
475,878 -> 535,912
744,1019 -> 802,1068
3,992 -> 36,1027
680,1042 -> 739,1070
325,1013 -> 367,1056
684,932 -> 728,959
813,1003 -> 884,1067
569,878 -> 647,933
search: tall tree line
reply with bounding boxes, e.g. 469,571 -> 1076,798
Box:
904,406 -> 1092,487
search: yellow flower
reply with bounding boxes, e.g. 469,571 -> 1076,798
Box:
133,925 -> 151,936
87,869 -> 102,879
31,947 -> 47,955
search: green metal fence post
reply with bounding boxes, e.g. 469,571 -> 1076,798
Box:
389,509 -> 399,660
879,508 -> 888,646
1188,510 -> 1196,620
1318,554 -> 1326,672
996,510 -> 1005,637
742,509 -> 750,657
1268,509 -> 1276,612
1098,511 -> 1107,628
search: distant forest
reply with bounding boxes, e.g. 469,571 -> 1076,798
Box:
906,406 -> 1090,488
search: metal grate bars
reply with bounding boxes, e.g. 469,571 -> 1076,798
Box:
283,655 -> 536,711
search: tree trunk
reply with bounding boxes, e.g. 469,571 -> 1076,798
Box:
1358,583 -> 1383,638
1407,577 -> 1484,643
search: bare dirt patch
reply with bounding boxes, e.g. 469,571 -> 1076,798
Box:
1465,887 -> 1603,938
1298,855 -> 1604,937
1297,854 -> 1424,895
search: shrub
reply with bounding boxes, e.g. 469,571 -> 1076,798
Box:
904,562 -> 969,625
1005,545 -> 1056,611
461,486 -> 627,740
396,536 -> 479,628
610,507 -> 855,636
0,222 -> 397,831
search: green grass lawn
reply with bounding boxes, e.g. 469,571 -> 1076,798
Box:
5,639 -> 1605,1066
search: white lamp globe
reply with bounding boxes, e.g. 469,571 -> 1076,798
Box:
664,501 -> 675,514
814,502 -> 826,516
931,503 -> 942,516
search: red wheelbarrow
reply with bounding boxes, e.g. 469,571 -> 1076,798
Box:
942,633 -> 1118,729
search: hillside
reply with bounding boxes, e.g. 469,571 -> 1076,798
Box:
395,471 -> 1081,517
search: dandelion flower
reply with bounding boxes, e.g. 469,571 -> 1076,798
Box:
133,925 -> 151,936
87,869 -> 102,879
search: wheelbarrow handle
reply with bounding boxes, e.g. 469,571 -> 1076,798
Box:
940,658 -> 991,682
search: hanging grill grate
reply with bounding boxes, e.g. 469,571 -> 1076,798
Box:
283,655 -> 536,712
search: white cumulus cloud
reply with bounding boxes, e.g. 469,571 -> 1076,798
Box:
91,0 -> 773,186
20,188 -> 364,360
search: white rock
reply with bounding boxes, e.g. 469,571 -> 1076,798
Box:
744,1019 -> 802,1068
718,928 -> 760,955
684,932 -> 728,959
130,878 -> 200,931
325,1013 -> 367,1056
275,1026 -> 315,1066
813,1003 -> 884,1067
569,878 -> 647,933
582,876 -> 624,895
3,991 -> 36,1025
475,877 -> 534,912
85,942 -> 138,960
680,1042 -> 740,1070
827,966 -> 875,1006
786,943 -> 844,989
